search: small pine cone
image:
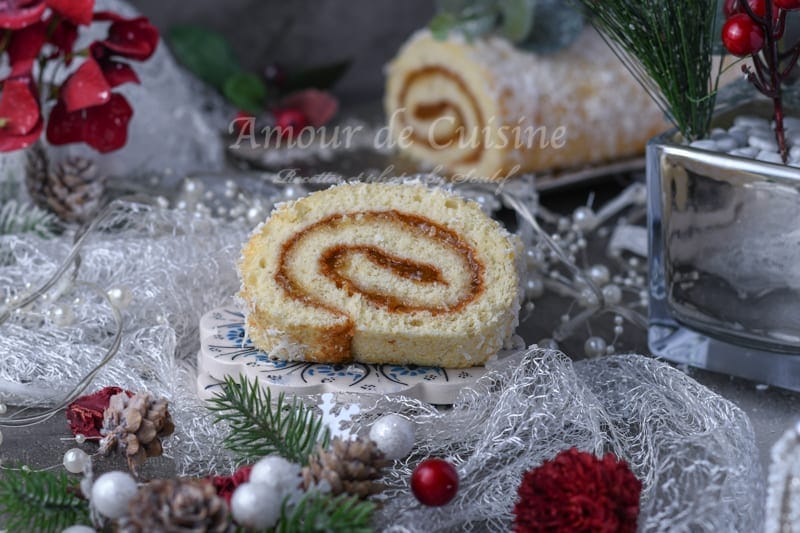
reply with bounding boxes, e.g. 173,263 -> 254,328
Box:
301,437 -> 391,499
121,478 -> 229,533
101,391 -> 175,473
25,143 -> 106,224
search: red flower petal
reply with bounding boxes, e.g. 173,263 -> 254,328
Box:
46,15 -> 78,57
92,10 -> 124,22
0,116 -> 41,151
0,78 -> 40,135
102,16 -> 159,60
7,21 -> 46,77
280,89 -> 339,128
0,0 -> 45,30
46,0 -> 94,26
61,58 -> 111,112
65,386 -> 133,438
47,93 -> 133,153
100,60 -> 139,88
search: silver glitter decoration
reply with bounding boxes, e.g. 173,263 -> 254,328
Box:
766,420 -> 800,532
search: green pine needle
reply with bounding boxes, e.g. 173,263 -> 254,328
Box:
580,0 -> 723,141
275,492 -> 375,533
0,200 -> 60,239
208,375 -> 330,465
0,468 -> 92,533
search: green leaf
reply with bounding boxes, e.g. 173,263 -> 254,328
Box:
167,25 -> 241,90
0,468 -> 91,533
223,72 -> 268,114
207,375 -> 330,465
430,12 -> 458,40
282,60 -> 351,93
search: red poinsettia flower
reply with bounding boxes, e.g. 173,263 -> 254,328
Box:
7,20 -> 45,77
47,93 -> 133,153
46,0 -> 94,26
0,0 -> 45,30
0,77 -> 42,151
66,386 -> 133,438
93,11 -> 158,61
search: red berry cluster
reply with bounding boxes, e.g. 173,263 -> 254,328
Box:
721,0 -> 800,162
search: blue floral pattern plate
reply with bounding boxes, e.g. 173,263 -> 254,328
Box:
197,306 -> 497,404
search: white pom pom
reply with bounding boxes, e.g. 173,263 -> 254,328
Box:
250,455 -> 302,499
62,526 -> 95,533
369,414 -> 416,460
230,482 -> 282,530
91,471 -> 138,519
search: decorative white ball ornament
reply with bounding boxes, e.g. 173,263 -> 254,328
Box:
230,482 -> 282,530
369,414 -> 416,460
63,448 -> 90,474
250,455 -> 302,497
91,471 -> 138,519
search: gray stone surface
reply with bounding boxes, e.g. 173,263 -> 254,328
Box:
128,0 -> 434,104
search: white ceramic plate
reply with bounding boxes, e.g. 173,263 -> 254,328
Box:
197,306 -> 502,404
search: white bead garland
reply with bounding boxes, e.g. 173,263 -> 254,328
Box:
369,414 -> 416,460
230,482 -> 282,530
91,471 -> 138,519
63,448 -> 90,474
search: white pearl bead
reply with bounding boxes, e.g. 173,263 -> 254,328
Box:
572,206 -> 597,231
0,403 -> 7,415
602,284 -> 623,305
578,287 -> 599,308
613,325 -> 624,336
369,414 -> 416,460
106,287 -> 133,309
584,336 -> 607,357
91,471 -> 138,519
50,304 -> 74,326
524,275 -> 545,300
231,482 -> 282,530
75,434 -> 86,444
250,456 -> 302,496
62,526 -> 95,533
0,429 -> 4,446
63,448 -> 90,474
587,264 -> 610,286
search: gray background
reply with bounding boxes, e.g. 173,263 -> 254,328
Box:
128,0 -> 435,104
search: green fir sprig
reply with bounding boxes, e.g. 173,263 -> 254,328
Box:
275,492 -> 375,533
579,0 -> 723,141
0,200 -> 60,239
0,468 -> 91,532
208,375 -> 330,465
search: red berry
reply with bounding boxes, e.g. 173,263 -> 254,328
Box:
725,0 -> 767,17
722,14 -> 765,56
273,107 -> 308,138
411,458 -> 459,507
774,0 -> 800,10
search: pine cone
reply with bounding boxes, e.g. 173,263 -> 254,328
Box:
100,391 -> 175,473
121,478 -> 229,533
25,143 -> 106,224
301,437 -> 390,499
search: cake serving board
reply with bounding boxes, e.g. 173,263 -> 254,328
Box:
197,306 -> 500,404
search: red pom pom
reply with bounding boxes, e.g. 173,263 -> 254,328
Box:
513,448 -> 641,533
272,107 -> 309,139
411,458 -> 459,507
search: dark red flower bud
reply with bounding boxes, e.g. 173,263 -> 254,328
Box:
47,93 -> 134,153
93,14 -> 159,61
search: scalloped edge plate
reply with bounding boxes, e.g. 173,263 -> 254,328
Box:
197,306 -> 502,404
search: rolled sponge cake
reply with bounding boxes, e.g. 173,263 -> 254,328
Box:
238,182 -> 520,368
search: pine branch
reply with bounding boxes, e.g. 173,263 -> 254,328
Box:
275,492 -> 375,533
0,200 -> 60,239
207,375 -> 330,465
0,468 -> 91,532
580,0 -> 722,141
